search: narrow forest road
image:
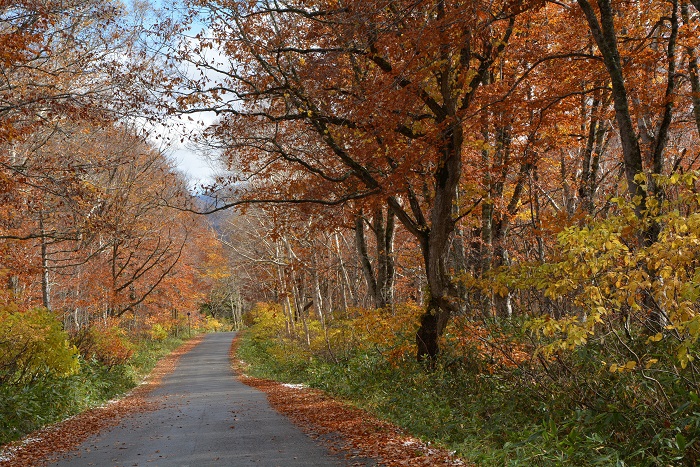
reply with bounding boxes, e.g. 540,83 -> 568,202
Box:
47,332 -> 348,467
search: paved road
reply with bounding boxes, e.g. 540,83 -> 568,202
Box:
48,332 -> 346,467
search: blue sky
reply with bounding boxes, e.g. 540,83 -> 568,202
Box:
134,0 -> 220,187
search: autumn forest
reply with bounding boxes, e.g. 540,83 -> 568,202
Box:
3,0 -> 700,464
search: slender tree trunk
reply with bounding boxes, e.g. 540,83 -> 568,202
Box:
377,207 -> 395,308
285,237 -> 311,346
312,254 -> 327,325
276,241 -> 294,336
334,231 -> 353,312
480,141 -> 495,315
578,92 -> 608,214
355,215 -> 379,307
682,2 -> 700,136
355,208 -> 395,309
312,251 -> 338,361
39,212 -> 51,310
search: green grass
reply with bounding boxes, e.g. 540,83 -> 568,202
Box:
236,331 -> 700,466
0,334 -> 193,446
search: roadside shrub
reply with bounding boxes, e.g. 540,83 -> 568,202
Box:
201,315 -> 224,332
1,329 -> 191,446
0,304 -> 81,444
247,302 -> 288,341
0,305 -> 79,387
506,174 -> 700,464
348,304 -> 422,363
74,324 -> 134,368
149,323 -> 169,341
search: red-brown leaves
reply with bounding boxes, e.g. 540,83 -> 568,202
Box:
230,335 -> 468,467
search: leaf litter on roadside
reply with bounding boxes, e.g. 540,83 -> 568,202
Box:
0,335 -> 204,467
230,335 -> 467,467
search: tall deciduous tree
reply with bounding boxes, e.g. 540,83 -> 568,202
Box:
167,0 -> 542,359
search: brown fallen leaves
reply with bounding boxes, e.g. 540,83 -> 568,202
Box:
0,334 -> 204,467
229,335 -> 468,467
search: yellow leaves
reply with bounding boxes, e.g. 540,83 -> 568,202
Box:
0,306 -> 80,384
527,312 -> 599,356
677,344 -> 695,369
467,139 -> 492,151
647,332 -> 663,343
634,172 -> 648,183
658,266 -> 673,280
609,361 -> 637,373
516,171 -> 700,372
350,304 -> 423,354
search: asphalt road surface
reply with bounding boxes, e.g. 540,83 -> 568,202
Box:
48,332 -> 347,467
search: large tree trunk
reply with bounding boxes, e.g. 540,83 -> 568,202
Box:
415,124 -> 463,362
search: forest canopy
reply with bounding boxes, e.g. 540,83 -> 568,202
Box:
5,0 -> 700,464
153,0 -> 700,463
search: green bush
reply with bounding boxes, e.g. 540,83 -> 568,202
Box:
0,328 -> 189,446
0,358 -> 135,444
0,305 -> 79,387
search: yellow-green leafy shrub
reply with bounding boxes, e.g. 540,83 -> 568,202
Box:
149,323 -> 169,341
0,305 -> 79,386
521,172 -> 700,370
201,315 -> 224,332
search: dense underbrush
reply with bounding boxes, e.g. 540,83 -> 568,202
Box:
0,306 -> 201,446
237,304 -> 700,466
236,177 -> 700,465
